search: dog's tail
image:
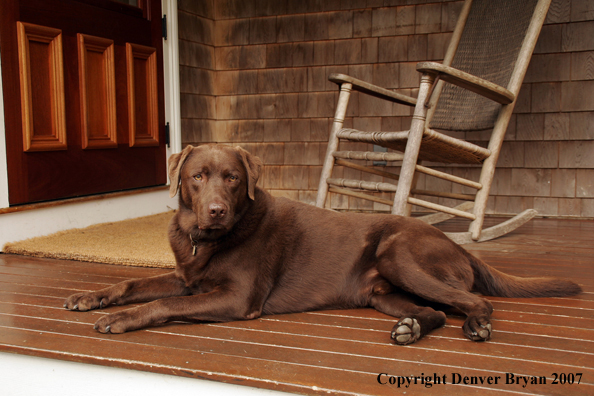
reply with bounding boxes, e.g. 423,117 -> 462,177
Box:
469,255 -> 582,298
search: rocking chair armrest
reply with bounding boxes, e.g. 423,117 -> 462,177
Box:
416,62 -> 515,105
328,73 -> 417,107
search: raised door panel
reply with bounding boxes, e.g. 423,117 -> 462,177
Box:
77,33 -> 117,149
126,42 -> 159,147
16,21 -> 67,152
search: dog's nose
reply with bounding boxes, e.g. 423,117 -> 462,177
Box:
209,203 -> 227,219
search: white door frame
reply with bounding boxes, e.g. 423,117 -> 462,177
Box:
0,52 -> 9,210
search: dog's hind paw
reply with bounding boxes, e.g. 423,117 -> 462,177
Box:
391,317 -> 421,345
463,316 -> 492,341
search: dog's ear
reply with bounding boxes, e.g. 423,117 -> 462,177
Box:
168,145 -> 194,198
235,146 -> 262,200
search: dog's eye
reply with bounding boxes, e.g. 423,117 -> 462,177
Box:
229,176 -> 238,182
193,174 -> 202,181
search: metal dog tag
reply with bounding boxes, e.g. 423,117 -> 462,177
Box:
189,233 -> 198,256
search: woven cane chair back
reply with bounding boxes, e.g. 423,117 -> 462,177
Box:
429,0 -> 539,132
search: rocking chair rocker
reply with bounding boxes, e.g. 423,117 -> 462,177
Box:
316,0 -> 552,244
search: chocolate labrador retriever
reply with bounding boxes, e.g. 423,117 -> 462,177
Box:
64,144 -> 581,344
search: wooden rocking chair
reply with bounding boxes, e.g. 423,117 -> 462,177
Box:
316,0 -> 551,244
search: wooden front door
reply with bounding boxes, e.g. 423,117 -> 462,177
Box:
0,0 -> 167,205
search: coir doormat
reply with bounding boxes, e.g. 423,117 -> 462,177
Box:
3,211 -> 177,268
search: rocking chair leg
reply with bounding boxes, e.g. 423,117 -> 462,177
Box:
316,83 -> 353,209
392,74 -> 435,216
469,102 -> 516,240
468,159 -> 495,240
403,163 -> 421,217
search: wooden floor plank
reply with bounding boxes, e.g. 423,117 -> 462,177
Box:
1,217 -> 593,395
0,273 -> 115,292
488,301 -> 592,318
0,265 -> 133,284
0,254 -> 166,278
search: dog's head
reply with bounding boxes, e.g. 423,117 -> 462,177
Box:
168,144 -> 262,233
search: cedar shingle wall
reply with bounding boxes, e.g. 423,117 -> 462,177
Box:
178,0 -> 594,218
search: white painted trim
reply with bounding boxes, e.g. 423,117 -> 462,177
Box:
0,51 -> 10,209
0,352 -> 289,396
162,0 -> 183,157
0,188 -> 177,248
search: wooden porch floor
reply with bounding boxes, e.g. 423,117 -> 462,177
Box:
0,217 -> 592,395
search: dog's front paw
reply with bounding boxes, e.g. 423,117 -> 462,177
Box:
63,292 -> 109,311
94,311 -> 133,334
391,317 -> 421,345
463,316 -> 492,341
94,307 -> 148,334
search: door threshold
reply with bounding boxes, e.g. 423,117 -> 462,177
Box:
0,186 -> 175,248
0,185 -> 168,215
